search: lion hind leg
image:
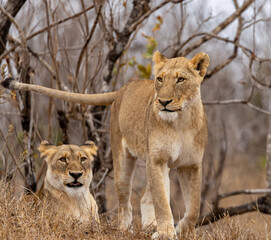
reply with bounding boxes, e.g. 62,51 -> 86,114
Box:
140,183 -> 157,230
114,146 -> 137,230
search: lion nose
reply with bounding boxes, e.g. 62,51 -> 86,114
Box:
158,99 -> 173,107
69,171 -> 83,180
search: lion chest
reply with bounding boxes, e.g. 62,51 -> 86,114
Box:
149,129 -> 197,168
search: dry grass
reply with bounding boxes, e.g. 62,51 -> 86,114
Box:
0,181 -> 270,240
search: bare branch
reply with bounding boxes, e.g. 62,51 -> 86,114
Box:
75,4 -> 102,78
128,0 -> 183,33
0,127 -> 25,182
218,189 -> 271,200
198,195 -> 271,226
7,36 -> 56,78
203,99 -> 271,116
249,57 -> 271,88
204,0 -> 242,80
0,5 -> 94,62
176,0 -> 255,56
94,168 -> 109,190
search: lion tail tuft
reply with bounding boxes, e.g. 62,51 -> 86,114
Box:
1,77 -> 17,90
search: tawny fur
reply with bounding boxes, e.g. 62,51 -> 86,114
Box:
36,141 -> 99,222
2,51 -> 209,239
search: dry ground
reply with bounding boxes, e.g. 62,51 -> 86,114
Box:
1,153 -> 271,239
0,180 -> 271,240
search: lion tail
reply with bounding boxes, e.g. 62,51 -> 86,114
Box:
1,77 -> 115,106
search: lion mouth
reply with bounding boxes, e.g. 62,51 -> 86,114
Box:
66,181 -> 83,188
161,108 -> 181,112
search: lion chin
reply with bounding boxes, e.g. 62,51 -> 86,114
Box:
158,111 -> 178,121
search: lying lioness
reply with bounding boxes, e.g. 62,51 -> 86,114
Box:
2,51 -> 209,239
35,140 -> 99,222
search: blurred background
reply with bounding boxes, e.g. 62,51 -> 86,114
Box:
0,0 -> 271,228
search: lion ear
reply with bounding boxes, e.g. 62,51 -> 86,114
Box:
190,52 -> 210,77
153,51 -> 167,76
38,140 -> 57,161
152,50 -> 167,64
80,140 -> 98,160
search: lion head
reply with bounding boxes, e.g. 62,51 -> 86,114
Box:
38,140 -> 97,196
152,51 -> 209,121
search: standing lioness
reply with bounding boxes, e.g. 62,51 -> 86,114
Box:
2,51 -> 209,239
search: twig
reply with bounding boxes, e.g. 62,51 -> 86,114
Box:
0,5 -> 95,62
28,5 -> 94,41
203,99 -> 271,116
0,128 -> 25,181
75,3 -> 102,78
204,0 -> 242,80
176,0 -> 255,56
7,36 -> 56,78
44,0 -> 61,90
128,0 -> 183,33
243,17 -> 271,30
94,168 -> 109,190
249,56 -> 271,88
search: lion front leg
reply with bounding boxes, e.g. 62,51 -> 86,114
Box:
176,164 -> 202,238
146,159 -> 175,239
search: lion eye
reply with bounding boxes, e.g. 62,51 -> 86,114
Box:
59,157 -> 67,163
156,77 -> 163,83
81,157 -> 87,163
176,77 -> 186,84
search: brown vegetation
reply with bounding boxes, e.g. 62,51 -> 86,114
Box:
0,180 -> 270,239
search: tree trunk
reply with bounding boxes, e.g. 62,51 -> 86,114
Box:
0,0 -> 26,56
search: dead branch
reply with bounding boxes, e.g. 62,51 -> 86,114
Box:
217,189 -> 271,201
0,1 -> 37,192
44,0 -> 61,89
0,4 -> 94,62
198,195 -> 271,226
7,36 -> 56,78
97,0 -> 150,86
127,0 -> 183,33
0,128 -> 25,183
75,3 -> 102,78
249,57 -> 271,88
175,0 -> 255,57
203,99 -> 271,116
94,168 -> 109,190
204,0 -> 242,80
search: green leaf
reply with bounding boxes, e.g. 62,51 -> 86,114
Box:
137,64 -> 147,74
137,63 -> 152,79
128,56 -> 137,66
146,37 -> 157,55
143,52 -> 152,59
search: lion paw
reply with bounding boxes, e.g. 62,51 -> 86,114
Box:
176,219 -> 195,239
151,230 -> 176,240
